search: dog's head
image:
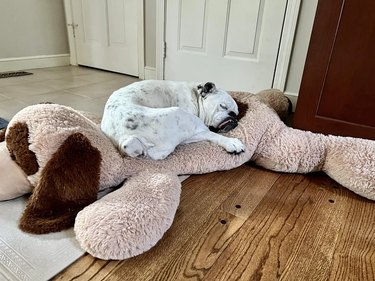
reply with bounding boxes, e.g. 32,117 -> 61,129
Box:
198,82 -> 239,133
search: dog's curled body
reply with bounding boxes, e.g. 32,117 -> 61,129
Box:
101,80 -> 245,160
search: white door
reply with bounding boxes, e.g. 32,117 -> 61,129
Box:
165,0 -> 288,92
71,0 -> 140,76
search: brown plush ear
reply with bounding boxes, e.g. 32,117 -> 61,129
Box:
233,98 -> 249,121
0,127 -> 5,142
6,122 -> 39,175
19,132 -> 102,234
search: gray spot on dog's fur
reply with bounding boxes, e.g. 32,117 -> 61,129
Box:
151,118 -> 160,124
125,116 -> 139,130
126,123 -> 138,130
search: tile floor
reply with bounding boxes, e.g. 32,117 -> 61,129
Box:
0,66 -> 139,120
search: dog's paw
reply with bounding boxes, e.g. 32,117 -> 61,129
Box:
222,138 -> 245,155
120,136 -> 154,158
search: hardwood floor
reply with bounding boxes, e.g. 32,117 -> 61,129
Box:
54,164 -> 375,281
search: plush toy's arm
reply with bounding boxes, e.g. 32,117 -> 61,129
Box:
254,89 -> 292,120
74,172 -> 181,260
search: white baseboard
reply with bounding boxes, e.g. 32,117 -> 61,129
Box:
0,54 -> 70,72
144,66 -> 157,80
284,91 -> 299,112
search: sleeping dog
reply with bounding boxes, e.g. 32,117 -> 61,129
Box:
101,80 -> 245,160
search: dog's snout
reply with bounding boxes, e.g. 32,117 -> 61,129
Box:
228,111 -> 236,118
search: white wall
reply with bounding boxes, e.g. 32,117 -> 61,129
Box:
285,0 -> 318,96
0,0 -> 69,59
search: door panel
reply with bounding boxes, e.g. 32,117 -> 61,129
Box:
225,0 -> 260,57
179,0 -> 207,52
72,0 -> 139,76
294,0 -> 375,140
165,0 -> 287,92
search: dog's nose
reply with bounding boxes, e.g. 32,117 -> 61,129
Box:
228,111 -> 236,118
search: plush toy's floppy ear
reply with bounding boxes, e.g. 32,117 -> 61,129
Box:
232,98 -> 249,121
0,128 -> 5,142
19,132 -> 102,234
6,122 -> 39,176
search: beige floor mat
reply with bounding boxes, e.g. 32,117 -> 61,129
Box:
0,196 -> 84,281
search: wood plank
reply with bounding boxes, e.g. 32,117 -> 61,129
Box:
148,166 -> 280,280
53,254 -> 121,281
203,173 -> 348,280
329,196 -> 375,280
220,164 -> 281,219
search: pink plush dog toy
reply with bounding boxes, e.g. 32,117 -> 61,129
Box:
0,89 -> 374,260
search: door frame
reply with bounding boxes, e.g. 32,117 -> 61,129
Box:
156,0 -> 301,91
63,0 -> 145,79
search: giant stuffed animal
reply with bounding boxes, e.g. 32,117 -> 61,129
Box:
0,89 -> 374,260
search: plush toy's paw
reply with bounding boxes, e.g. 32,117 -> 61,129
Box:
74,172 -> 181,260
324,136 -> 375,200
223,137 -> 245,155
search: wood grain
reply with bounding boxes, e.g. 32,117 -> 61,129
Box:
54,166 -> 375,281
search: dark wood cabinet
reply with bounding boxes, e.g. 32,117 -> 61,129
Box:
294,0 -> 375,140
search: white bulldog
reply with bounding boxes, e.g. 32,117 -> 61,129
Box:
101,80 -> 245,160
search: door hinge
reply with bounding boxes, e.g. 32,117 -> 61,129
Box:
163,41 -> 167,59
67,23 -> 78,38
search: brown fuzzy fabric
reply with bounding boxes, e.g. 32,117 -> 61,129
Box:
19,133 -> 102,234
233,98 -> 249,121
6,122 -> 39,176
0,127 -> 5,142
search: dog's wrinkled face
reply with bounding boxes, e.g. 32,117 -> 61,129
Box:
198,82 -> 239,133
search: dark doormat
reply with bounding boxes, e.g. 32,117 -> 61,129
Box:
0,117 -> 8,129
0,71 -> 33,79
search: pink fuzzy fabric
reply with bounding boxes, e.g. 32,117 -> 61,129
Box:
75,172 -> 181,259
1,90 -> 374,259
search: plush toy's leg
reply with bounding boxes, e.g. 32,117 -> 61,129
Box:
253,122 -> 375,200
323,136 -> 375,200
253,127 -> 327,173
74,172 -> 181,260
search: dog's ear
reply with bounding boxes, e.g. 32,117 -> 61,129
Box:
198,82 -> 216,98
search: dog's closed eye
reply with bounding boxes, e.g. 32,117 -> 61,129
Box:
220,104 -> 228,110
